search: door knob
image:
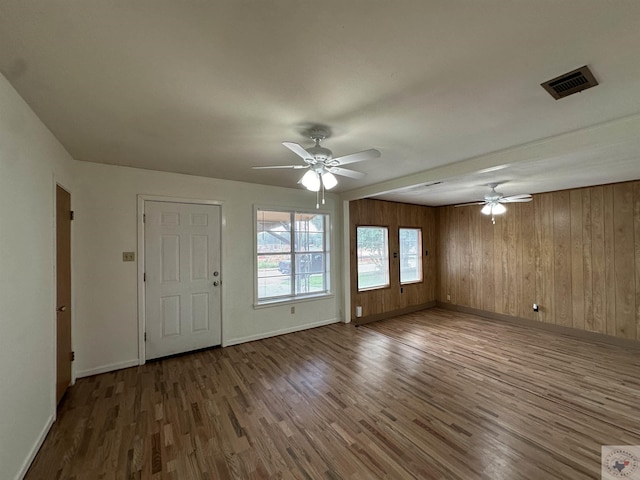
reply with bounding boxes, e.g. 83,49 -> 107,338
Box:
213,281 -> 221,287
213,271 -> 219,277
56,305 -> 67,313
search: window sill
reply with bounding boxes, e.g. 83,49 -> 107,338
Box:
254,292 -> 334,309
357,284 -> 391,293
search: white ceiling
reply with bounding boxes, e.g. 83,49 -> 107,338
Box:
1,1 -> 640,205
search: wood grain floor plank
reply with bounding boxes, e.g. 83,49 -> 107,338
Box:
26,308 -> 640,479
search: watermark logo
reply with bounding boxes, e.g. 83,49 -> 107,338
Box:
602,446 -> 640,479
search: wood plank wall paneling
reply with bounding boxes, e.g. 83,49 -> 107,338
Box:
582,188 -> 594,331
521,201 -> 536,321
636,182 -> 640,340
438,206 -> 448,302
469,204 -> 482,308
614,182 -> 636,339
437,180 -> 640,341
553,190 -> 572,327
457,206 -> 470,307
538,193 -> 555,324
493,211 -> 504,315
349,199 -> 437,322
570,190 -> 585,330
480,209 -> 495,312
604,185 -> 616,337
591,186 -> 606,333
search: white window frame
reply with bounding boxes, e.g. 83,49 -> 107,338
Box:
356,226 -> 390,292
399,227 -> 423,285
254,206 -> 332,306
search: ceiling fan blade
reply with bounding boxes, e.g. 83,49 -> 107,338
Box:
329,166 -> 366,179
252,165 -> 308,170
332,149 -> 381,166
502,193 -> 532,199
501,197 -> 532,203
454,201 -> 486,207
501,194 -> 532,203
282,142 -> 314,161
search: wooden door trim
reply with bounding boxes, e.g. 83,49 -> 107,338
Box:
136,195 -> 226,365
55,183 -> 73,406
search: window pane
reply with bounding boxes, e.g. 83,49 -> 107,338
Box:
294,253 -> 324,274
295,273 -> 326,294
357,227 -> 389,291
257,253 -> 292,299
294,213 -> 325,252
399,228 -> 422,284
293,252 -> 327,293
257,210 -> 291,254
256,209 -> 331,304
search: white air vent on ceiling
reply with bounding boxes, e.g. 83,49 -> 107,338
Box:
541,65 -> 598,100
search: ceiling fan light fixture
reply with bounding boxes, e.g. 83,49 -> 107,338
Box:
321,171 -> 337,190
492,203 -> 506,215
301,170 -> 320,191
456,184 -> 529,223
481,202 -> 507,215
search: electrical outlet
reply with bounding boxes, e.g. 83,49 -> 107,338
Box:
447,294 -> 451,301
123,252 -> 135,262
290,306 -> 295,314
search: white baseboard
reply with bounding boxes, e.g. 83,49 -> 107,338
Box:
15,413 -> 54,480
224,317 -> 340,347
75,359 -> 139,379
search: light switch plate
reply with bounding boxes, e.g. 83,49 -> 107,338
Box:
123,252 -> 135,262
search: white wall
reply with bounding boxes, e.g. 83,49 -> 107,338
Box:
0,74 -> 74,480
73,161 -> 342,377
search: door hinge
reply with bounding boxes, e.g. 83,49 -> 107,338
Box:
70,210 -> 74,221
144,272 -> 146,282
144,332 -> 147,342
70,351 -> 75,362
143,213 -> 146,223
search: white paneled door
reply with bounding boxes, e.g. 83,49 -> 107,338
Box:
144,201 -> 222,360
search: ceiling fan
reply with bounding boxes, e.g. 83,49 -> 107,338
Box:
253,126 -> 380,207
455,183 -> 532,224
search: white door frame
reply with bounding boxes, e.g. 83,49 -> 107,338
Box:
137,195 -> 225,365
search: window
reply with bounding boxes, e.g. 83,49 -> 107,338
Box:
256,208 -> 330,303
399,228 -> 422,284
356,226 -> 389,291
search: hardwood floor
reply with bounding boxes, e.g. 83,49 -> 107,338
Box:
27,309 -> 640,479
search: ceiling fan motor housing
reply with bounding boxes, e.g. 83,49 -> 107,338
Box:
307,145 -> 332,162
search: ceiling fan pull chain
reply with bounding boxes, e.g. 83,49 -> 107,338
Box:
316,188 -> 320,209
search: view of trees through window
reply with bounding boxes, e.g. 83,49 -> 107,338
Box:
399,228 -> 422,284
256,209 -> 330,301
356,226 -> 390,290
356,226 -> 423,291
